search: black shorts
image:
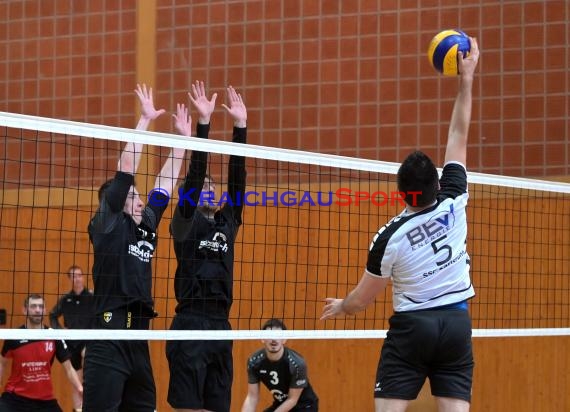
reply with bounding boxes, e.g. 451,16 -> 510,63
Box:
375,308 -> 474,402
82,340 -> 156,412
0,391 -> 62,412
166,315 -> 233,412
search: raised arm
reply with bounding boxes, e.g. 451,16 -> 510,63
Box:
177,81 -> 217,218
152,103 -> 191,200
118,84 -> 165,174
444,38 -> 480,166
222,86 -> 247,220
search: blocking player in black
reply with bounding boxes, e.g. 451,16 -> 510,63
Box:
321,39 -> 480,412
49,265 -> 94,412
166,82 -> 247,412
241,319 -> 319,412
0,294 -> 82,412
82,84 -> 188,412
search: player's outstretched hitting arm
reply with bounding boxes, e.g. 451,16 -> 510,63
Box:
444,37 -> 479,167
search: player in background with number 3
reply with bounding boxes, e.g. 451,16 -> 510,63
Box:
241,319 -> 318,412
321,38 -> 480,412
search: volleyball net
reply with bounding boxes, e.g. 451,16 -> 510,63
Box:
1,111 -> 569,340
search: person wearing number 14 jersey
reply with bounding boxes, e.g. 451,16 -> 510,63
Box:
321,38 -> 480,412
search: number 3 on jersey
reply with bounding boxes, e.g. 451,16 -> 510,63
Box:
269,371 -> 279,385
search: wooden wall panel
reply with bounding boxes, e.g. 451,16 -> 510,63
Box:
1,191 -> 569,411
40,336 -> 570,412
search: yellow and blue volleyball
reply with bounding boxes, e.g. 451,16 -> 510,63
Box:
427,29 -> 471,76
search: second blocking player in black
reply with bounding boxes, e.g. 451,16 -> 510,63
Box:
166,82 -> 247,412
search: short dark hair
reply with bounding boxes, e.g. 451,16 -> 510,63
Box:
98,178 -> 137,202
262,318 -> 287,330
397,151 -> 439,207
24,293 -> 44,307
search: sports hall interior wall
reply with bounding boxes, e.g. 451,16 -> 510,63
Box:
1,1 -> 569,411
0,190 -> 569,411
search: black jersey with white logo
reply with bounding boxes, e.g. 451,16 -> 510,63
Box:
88,171 -> 167,316
246,347 -> 318,409
170,125 -> 246,319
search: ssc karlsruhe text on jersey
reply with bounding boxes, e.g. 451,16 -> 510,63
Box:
366,163 -> 475,312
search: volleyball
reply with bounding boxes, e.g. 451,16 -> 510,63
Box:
427,29 -> 471,76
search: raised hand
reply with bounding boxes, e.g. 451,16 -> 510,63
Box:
221,86 -> 247,128
134,83 -> 166,121
458,37 -> 480,78
172,103 -> 192,137
187,80 -> 217,124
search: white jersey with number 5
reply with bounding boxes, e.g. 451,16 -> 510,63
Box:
366,162 -> 475,312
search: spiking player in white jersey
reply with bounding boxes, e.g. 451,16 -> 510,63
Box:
322,38 -> 480,412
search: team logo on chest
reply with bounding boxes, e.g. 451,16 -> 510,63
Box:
199,232 -> 228,253
405,205 -> 456,250
128,240 -> 155,262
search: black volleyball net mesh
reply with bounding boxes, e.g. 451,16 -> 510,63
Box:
1,111 -> 569,340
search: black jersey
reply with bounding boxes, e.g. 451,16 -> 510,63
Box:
49,288 -> 95,330
88,171 -> 167,316
170,124 -> 246,319
246,347 -> 318,408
